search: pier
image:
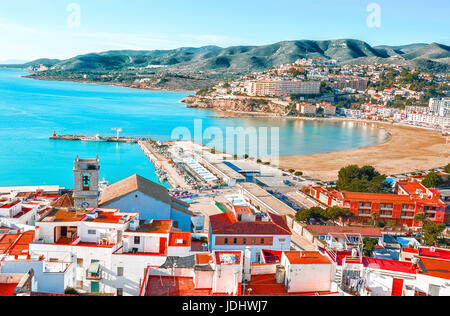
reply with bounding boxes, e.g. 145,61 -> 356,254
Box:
138,140 -> 191,190
49,133 -> 192,190
50,134 -> 144,143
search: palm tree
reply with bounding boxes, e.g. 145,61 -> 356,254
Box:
371,212 -> 379,227
414,212 -> 427,242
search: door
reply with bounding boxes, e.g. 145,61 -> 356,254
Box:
392,278 -> 404,296
91,281 -> 100,293
159,237 -> 167,254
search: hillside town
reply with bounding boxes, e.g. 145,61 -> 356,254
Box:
0,142 -> 449,296
185,58 -> 449,132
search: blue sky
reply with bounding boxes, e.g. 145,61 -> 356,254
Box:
0,0 -> 448,61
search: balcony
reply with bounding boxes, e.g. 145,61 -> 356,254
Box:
86,261 -> 102,280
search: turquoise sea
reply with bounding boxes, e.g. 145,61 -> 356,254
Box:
0,69 -> 387,189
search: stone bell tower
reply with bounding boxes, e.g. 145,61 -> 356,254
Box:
73,155 -> 100,208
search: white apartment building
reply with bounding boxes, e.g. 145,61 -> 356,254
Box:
29,207 -> 207,296
246,80 -> 320,97
429,98 -> 450,117
297,103 -> 317,115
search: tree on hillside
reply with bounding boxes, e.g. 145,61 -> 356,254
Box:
443,163 -> 450,174
422,172 -> 443,188
423,221 -> 446,246
337,165 -> 390,193
295,207 -> 324,222
323,207 -> 352,223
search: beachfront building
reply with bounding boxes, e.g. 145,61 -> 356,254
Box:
208,209 -> 292,263
318,102 -> 337,116
297,103 -> 317,115
98,174 -> 201,232
326,78 -> 369,92
429,98 -> 450,117
246,80 -> 320,97
311,181 -> 447,228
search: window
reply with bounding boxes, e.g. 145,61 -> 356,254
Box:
261,239 -> 265,245
233,238 -> 238,245
88,230 -> 96,235
117,267 -> 124,277
251,239 -> 256,245
243,238 -> 247,245
134,236 -> 141,245
224,238 -> 228,245
117,288 -> 123,296
429,285 -> 441,297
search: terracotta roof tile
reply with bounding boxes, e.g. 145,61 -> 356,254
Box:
210,212 -> 291,236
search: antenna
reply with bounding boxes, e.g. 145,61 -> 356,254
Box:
111,128 -> 122,140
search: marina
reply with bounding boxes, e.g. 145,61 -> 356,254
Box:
50,132 -> 144,144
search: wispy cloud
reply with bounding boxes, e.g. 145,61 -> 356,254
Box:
0,20 -> 44,36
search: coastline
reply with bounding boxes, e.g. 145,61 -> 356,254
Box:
22,75 -> 195,93
13,73 -> 448,181
207,110 -> 448,180
276,122 -> 448,181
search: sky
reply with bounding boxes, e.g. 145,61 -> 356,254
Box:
0,0 -> 448,62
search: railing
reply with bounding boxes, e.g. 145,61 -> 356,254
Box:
327,248 -> 338,262
86,268 -> 102,281
343,256 -> 363,265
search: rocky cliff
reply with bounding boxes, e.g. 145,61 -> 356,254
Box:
181,95 -> 289,116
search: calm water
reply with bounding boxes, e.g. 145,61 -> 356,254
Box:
0,69 -> 387,188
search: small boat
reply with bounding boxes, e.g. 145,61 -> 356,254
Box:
81,134 -> 108,142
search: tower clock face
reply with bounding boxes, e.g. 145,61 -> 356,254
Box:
81,202 -> 89,208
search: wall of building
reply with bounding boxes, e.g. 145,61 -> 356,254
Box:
0,259 -> 74,294
284,262 -> 333,293
109,254 -> 168,296
250,263 -> 278,275
103,192 -> 192,232
210,234 -> 291,263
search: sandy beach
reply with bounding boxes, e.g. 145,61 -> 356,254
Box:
277,121 -> 449,181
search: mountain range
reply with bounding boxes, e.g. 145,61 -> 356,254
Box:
3,39 -> 449,89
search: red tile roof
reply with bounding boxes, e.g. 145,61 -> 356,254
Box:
307,225 -> 382,237
419,248 -> 450,260
169,232 -> 191,247
210,212 -> 291,236
244,274 -> 339,296
284,251 -> 333,265
0,234 -> 20,254
363,257 -> 416,274
145,276 -> 239,296
8,231 -> 34,256
233,205 -> 252,214
0,283 -> 18,296
418,257 -> 450,280
196,253 -> 214,265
